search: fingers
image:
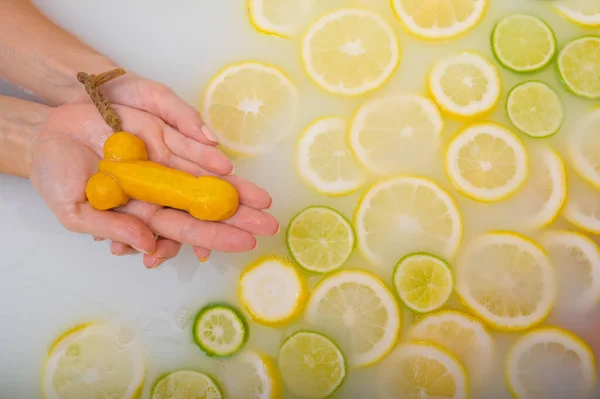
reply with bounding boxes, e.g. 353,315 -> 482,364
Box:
110,241 -> 138,256
223,205 -> 279,236
193,246 -> 212,262
143,238 -> 182,269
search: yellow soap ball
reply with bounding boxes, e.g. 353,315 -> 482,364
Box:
86,172 -> 130,211
104,131 -> 148,162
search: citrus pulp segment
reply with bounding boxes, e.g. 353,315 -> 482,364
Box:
286,206 -> 355,273
150,370 -> 223,399
220,351 -> 281,399
557,36 -> 600,99
392,253 -> 453,313
455,232 -> 557,331
295,117 -> 367,195
348,94 -> 444,174
569,108 -> 600,190
304,270 -> 401,367
248,0 -> 312,37
445,123 -> 529,202
354,176 -> 462,267
277,331 -> 346,398
506,328 -> 597,399
555,0 -> 600,27
201,61 -> 298,156
506,81 -> 564,138
301,8 -> 400,96
429,51 -> 501,118
192,304 -> 248,357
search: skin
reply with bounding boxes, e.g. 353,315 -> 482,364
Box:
0,0 -> 279,268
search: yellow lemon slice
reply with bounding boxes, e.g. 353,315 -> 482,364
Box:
569,107 -> 600,190
219,351 -> 281,399
555,0 -> 600,27
564,177 -> 600,235
248,0 -> 313,37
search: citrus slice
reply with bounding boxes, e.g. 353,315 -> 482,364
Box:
541,230 -> 600,311
286,206 -> 354,273
348,94 -> 444,174
557,36 -> 600,99
305,270 -> 401,367
455,232 -> 557,331
150,370 -> 223,399
491,14 -> 556,73
390,0 -> 487,39
354,176 -> 462,267
506,81 -> 564,138
239,256 -> 307,326
248,0 -> 312,37
278,331 -> 346,398
378,342 -> 468,399
192,304 -> 248,357
555,0 -> 600,27
219,351 -> 281,399
564,178 -> 600,234
569,108 -> 600,189
201,61 -> 298,156
445,123 -> 528,202
392,253 -> 453,313
408,310 -> 495,386
42,323 -> 145,399
506,327 -> 597,399
296,117 -> 367,195
301,8 -> 400,96
429,51 -> 501,118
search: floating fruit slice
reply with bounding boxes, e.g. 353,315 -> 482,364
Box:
301,8 -> 400,96
192,304 -> 248,357
150,370 -> 223,399
239,256 -> 307,326
555,0 -> 600,27
201,61 -> 298,156
569,108 -> 600,190
348,94 -> 444,174
506,81 -> 564,138
248,0 -> 312,37
42,323 -> 145,399
305,270 -> 401,367
557,36 -> 600,99
219,351 -> 281,399
429,51 -> 501,118
296,117 -> 367,195
456,232 -> 557,331
354,176 -> 462,267
286,206 -> 354,273
445,123 -> 528,202
391,0 -> 487,40
392,253 -> 453,313
506,328 -> 597,399
278,331 -> 346,398
492,14 -> 556,73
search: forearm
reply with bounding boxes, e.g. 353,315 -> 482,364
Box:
0,0 -> 118,105
0,95 -> 49,178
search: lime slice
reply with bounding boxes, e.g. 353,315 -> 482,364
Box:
286,206 -> 355,273
278,331 -> 347,398
248,0 -> 312,37
506,81 -> 563,138
192,304 -> 248,357
392,253 -> 453,313
557,36 -> 600,99
492,14 -> 556,73
150,370 -> 223,399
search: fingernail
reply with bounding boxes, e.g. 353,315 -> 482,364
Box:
197,255 -> 210,263
115,247 -> 137,256
201,125 -> 218,143
133,246 -> 156,255
93,236 -> 105,242
274,224 -> 280,235
227,166 -> 235,176
265,197 -> 273,210
252,240 -> 258,250
148,257 -> 167,269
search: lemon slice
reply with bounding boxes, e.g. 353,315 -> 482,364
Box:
286,206 -> 354,273
408,310 -> 495,386
445,123 -> 528,202
555,0 -> 600,27
201,61 -> 298,156
541,230 -> 600,312
278,331 -> 346,398
42,323 -> 145,399
248,0 -> 312,37
456,232 -> 557,331
557,36 -> 600,99
301,8 -> 400,96
150,370 -> 223,399
192,304 -> 248,357
393,253 -> 453,313
305,270 -> 401,367
506,81 -> 564,138
354,176 -> 462,267
239,256 -> 307,326
378,342 -> 468,399
429,51 -> 501,118
569,108 -> 600,190
506,327 -> 597,399
296,117 -> 367,195
564,179 -> 600,234
391,0 -> 487,40
219,351 -> 281,399
348,94 -> 444,174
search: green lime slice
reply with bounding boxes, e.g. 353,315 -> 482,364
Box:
286,206 -> 355,273
393,253 -> 453,313
491,14 -> 556,73
278,331 -> 347,398
506,81 -> 564,138
150,370 -> 223,399
192,304 -> 248,357
557,35 -> 600,99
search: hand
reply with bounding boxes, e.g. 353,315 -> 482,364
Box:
29,102 -> 279,268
